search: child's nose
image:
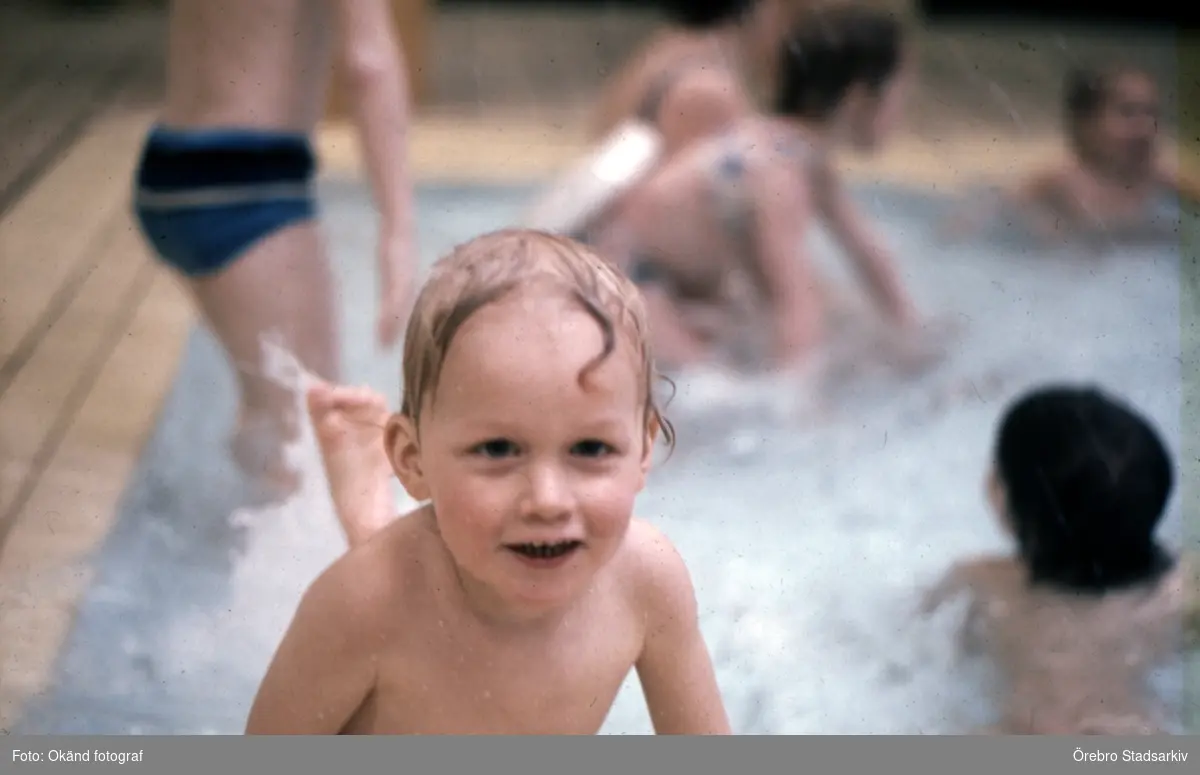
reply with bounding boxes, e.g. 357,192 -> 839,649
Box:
520,466 -> 574,520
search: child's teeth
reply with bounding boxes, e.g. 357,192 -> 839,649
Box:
513,541 -> 578,558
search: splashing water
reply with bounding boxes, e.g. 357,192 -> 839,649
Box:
157,335 -> 416,730
593,198 -> 1192,734
148,183 -> 1190,735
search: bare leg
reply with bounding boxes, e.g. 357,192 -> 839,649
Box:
306,381 -> 395,549
186,221 -> 339,501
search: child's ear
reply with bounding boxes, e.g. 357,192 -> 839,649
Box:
639,412 -> 661,482
985,468 -> 1011,529
385,413 -> 430,502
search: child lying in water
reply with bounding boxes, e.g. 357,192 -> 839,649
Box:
948,64 -> 1197,246
923,384 -> 1193,735
589,5 -> 938,374
245,229 -> 730,735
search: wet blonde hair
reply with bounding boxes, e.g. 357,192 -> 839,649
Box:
399,229 -> 675,451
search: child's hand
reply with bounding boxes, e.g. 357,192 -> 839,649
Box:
920,568 -> 988,658
920,564 -> 967,616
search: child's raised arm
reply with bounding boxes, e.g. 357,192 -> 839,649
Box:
748,161 -> 824,369
245,558 -> 381,734
811,165 -> 917,327
632,524 -> 731,735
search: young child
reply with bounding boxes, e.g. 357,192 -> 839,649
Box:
589,4 -> 936,374
245,229 -> 731,735
922,384 -> 1192,735
523,0 -> 791,239
590,0 -> 792,149
950,64 -> 1197,246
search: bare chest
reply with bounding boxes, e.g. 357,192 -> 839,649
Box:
352,617 -> 644,735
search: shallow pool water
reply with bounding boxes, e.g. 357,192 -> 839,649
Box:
146,180 -> 1193,734
594,186 -> 1192,734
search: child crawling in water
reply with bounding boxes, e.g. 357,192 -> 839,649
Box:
949,64 -> 1197,246
244,229 -> 730,735
923,384 -> 1195,735
590,4 -> 941,375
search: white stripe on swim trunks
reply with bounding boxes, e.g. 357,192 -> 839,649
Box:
136,182 -> 312,209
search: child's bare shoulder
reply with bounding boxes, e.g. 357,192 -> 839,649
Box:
923,554 -> 1021,612
313,506 -> 437,622
959,555 -> 1022,587
613,518 -> 697,619
940,554 -> 1020,591
1091,555 -> 1194,630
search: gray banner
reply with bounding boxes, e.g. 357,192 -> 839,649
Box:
5,736 -> 1198,774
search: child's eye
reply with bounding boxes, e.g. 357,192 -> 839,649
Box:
571,439 -> 615,458
473,439 -> 518,459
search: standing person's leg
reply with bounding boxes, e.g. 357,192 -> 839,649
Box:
188,220 -> 340,493
133,126 -> 340,498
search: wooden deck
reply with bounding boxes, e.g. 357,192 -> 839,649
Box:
0,6 -> 181,728
0,3 -> 1192,731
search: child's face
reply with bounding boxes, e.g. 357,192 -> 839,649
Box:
1086,72 -> 1160,172
394,291 -> 655,616
846,63 -> 911,152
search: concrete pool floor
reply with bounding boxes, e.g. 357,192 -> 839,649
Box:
0,3 -> 1196,733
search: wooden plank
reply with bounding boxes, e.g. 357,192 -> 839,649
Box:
0,59 -> 135,202
0,52 -> 144,215
0,109 -> 155,369
0,73 -> 51,135
316,112 -> 590,182
0,53 -> 50,103
0,267 -> 191,729
0,209 -> 151,522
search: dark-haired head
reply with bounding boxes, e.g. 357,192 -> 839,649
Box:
1063,64 -> 1159,171
993,385 -> 1175,594
773,4 -> 908,147
658,0 -> 762,29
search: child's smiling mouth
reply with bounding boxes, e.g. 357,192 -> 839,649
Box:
506,540 -> 584,567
